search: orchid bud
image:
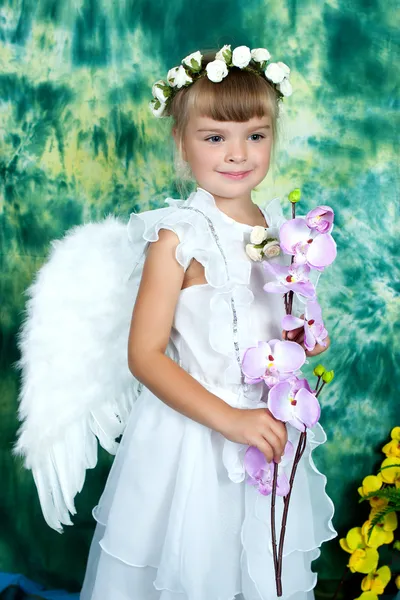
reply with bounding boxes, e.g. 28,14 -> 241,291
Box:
322,370 -> 334,383
393,541 -> 400,552
288,188 -> 301,203
313,364 -> 326,377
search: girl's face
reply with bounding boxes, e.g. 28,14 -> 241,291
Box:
177,113 -> 273,203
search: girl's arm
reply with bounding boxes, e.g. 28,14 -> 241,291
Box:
128,229 -> 287,462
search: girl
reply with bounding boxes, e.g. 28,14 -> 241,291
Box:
16,45 -> 336,600
79,47 -> 336,600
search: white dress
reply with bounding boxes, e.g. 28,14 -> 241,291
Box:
80,187 -> 336,600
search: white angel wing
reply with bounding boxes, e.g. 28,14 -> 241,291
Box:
14,215 -> 144,532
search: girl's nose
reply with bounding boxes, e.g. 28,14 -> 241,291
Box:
226,141 -> 247,163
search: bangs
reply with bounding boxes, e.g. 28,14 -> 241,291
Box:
186,68 -> 277,123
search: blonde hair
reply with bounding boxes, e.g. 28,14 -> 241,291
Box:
167,51 -> 280,166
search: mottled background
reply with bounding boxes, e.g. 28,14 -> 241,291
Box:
0,0 -> 399,595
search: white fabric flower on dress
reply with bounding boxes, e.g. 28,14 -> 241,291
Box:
167,65 -> 193,88
263,241 -> 281,258
251,48 -> 271,63
206,60 -> 229,83
250,226 -> 268,245
245,244 -> 263,261
215,44 -> 232,63
232,45 -> 252,68
182,51 -> 203,72
265,62 -> 287,84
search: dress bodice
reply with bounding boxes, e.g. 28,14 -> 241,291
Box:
128,186 -> 290,394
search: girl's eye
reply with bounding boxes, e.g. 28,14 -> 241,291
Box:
206,135 -> 223,143
249,134 -> 265,141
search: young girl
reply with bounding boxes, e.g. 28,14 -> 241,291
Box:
78,46 -> 336,600
16,45 -> 336,600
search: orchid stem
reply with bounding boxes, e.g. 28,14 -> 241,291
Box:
316,375 -> 321,391
316,381 -> 326,398
271,462 -> 280,596
292,202 -> 296,219
331,565 -> 349,600
276,431 -> 307,587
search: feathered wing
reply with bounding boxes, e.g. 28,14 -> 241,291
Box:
14,216 -> 145,532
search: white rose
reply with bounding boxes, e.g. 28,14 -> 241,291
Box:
152,80 -> 169,103
167,65 -> 193,89
278,78 -> 293,97
149,99 -> 166,118
250,225 -> 268,244
232,45 -> 251,68
215,44 -> 232,63
263,241 -> 281,258
276,61 -> 290,77
251,48 -> 271,63
245,243 -> 263,261
182,50 -> 203,71
264,62 -> 286,84
206,59 -> 228,83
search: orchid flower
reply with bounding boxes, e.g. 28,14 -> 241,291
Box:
268,377 -> 321,431
241,339 -> 306,387
306,205 -> 334,234
263,262 -> 316,299
244,441 -> 294,496
279,217 -> 337,270
281,299 -> 329,351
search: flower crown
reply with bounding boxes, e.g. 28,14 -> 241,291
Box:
149,44 -> 292,118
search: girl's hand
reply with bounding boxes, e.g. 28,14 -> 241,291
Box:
282,314 -> 330,357
220,407 -> 288,463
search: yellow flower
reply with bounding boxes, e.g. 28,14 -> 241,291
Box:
354,593 -> 379,600
382,429 -> 400,458
380,457 -> 400,487
358,474 -> 383,498
395,574 -> 400,589
362,512 -> 398,547
361,565 -> 391,594
368,496 -> 388,510
339,527 -> 379,573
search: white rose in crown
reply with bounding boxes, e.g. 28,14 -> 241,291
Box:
149,99 -> 167,118
263,240 -> 281,258
206,60 -> 229,83
276,61 -> 290,77
167,65 -> 193,88
215,44 -> 232,63
245,244 -> 263,261
232,45 -> 252,68
278,78 -> 293,97
152,80 -> 170,103
265,62 -> 287,84
182,51 -> 203,72
250,226 -> 268,245
251,48 -> 271,63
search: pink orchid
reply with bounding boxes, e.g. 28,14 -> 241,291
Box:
268,377 -> 321,431
244,441 -> 294,496
306,205 -> 334,234
281,299 -> 329,351
241,339 -> 306,387
279,217 -> 337,271
263,262 -> 316,299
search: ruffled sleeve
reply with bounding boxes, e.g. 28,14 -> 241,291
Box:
127,200 -> 196,272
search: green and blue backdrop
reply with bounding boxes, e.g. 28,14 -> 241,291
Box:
0,0 -> 399,595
